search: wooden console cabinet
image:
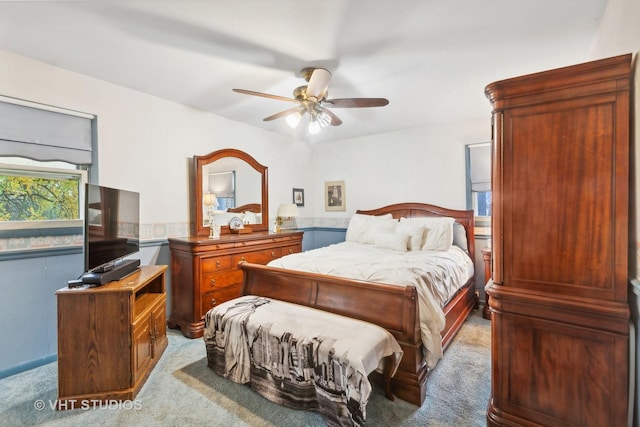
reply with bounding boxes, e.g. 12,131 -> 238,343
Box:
485,54 -> 631,426
168,230 -> 303,338
56,265 -> 168,408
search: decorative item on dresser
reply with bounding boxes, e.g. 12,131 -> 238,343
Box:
56,265 -> 168,408
275,203 -> 298,233
485,54 -> 631,427
203,193 -> 220,239
168,230 -> 303,338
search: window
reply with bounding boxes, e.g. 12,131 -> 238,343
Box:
466,142 -> 492,232
207,171 -> 236,210
0,97 -> 94,253
472,190 -> 492,217
0,158 -> 87,231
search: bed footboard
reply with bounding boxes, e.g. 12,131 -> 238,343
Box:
239,261 -> 428,405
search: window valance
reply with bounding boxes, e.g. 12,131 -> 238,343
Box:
0,98 -> 94,165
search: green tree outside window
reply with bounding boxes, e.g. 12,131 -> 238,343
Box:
0,174 -> 80,222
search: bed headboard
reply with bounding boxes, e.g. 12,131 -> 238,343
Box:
356,202 -> 475,263
228,203 -> 261,213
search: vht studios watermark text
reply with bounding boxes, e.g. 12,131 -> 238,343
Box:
34,399 -> 143,411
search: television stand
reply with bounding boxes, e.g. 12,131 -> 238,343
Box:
82,259 -> 141,285
56,265 -> 168,409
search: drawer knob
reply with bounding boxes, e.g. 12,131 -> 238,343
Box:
288,249 -> 294,254
210,278 -> 216,287
215,260 -> 221,268
240,256 -> 246,262
271,251 -> 276,258
211,298 -> 217,307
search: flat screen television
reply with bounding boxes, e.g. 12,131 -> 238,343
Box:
84,184 -> 140,273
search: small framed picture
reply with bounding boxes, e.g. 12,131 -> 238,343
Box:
324,181 -> 345,211
293,188 -> 305,207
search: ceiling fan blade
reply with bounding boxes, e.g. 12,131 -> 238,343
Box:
325,98 -> 389,108
232,88 -> 298,103
306,68 -> 332,100
263,106 -> 305,122
319,107 -> 342,126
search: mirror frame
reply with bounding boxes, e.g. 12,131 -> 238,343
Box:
193,148 -> 268,237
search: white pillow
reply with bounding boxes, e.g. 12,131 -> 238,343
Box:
396,221 -> 427,251
362,218 -> 398,244
400,217 -> 455,251
345,214 -> 369,242
374,232 -> 408,252
212,212 -> 236,226
345,213 -> 393,243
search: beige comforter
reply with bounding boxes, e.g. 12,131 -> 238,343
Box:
267,241 -> 474,368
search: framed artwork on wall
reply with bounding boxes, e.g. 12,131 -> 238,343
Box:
293,188 -> 305,207
324,181 -> 345,211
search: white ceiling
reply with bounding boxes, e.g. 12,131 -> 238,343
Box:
0,0 -> 609,143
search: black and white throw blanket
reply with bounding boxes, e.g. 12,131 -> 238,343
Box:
203,296 -> 403,427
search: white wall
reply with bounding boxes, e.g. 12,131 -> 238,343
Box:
588,1 -> 640,425
0,48 -> 492,232
0,50 -> 314,237
588,0 -> 640,277
310,117 -> 489,218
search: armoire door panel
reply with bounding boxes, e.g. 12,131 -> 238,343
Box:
501,314 -> 627,427
501,99 -> 625,300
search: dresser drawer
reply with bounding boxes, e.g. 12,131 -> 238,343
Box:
233,248 -> 281,265
280,244 -> 301,257
201,255 -> 233,273
201,270 -> 243,291
201,285 -> 242,317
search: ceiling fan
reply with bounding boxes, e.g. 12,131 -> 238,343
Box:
232,68 -> 389,134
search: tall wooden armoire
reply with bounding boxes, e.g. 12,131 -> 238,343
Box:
485,54 -> 632,426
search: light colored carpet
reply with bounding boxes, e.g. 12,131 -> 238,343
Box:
0,310 -> 491,426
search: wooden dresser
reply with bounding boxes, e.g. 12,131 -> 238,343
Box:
168,230 -> 303,338
56,265 -> 168,408
485,54 -> 631,426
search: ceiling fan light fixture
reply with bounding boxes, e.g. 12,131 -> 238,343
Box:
286,111 -> 303,128
317,111 -> 331,128
234,67 -> 389,135
305,68 -> 332,100
308,118 -> 321,134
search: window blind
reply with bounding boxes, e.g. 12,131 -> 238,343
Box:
469,143 -> 491,192
208,171 -> 235,197
0,99 -> 93,165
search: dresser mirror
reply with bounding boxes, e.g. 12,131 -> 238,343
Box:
193,148 -> 268,236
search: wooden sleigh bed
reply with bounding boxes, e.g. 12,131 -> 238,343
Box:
236,202 -> 477,406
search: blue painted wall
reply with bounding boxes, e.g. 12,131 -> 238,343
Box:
299,227 -> 346,251
0,252 -> 83,378
0,228 -> 343,378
